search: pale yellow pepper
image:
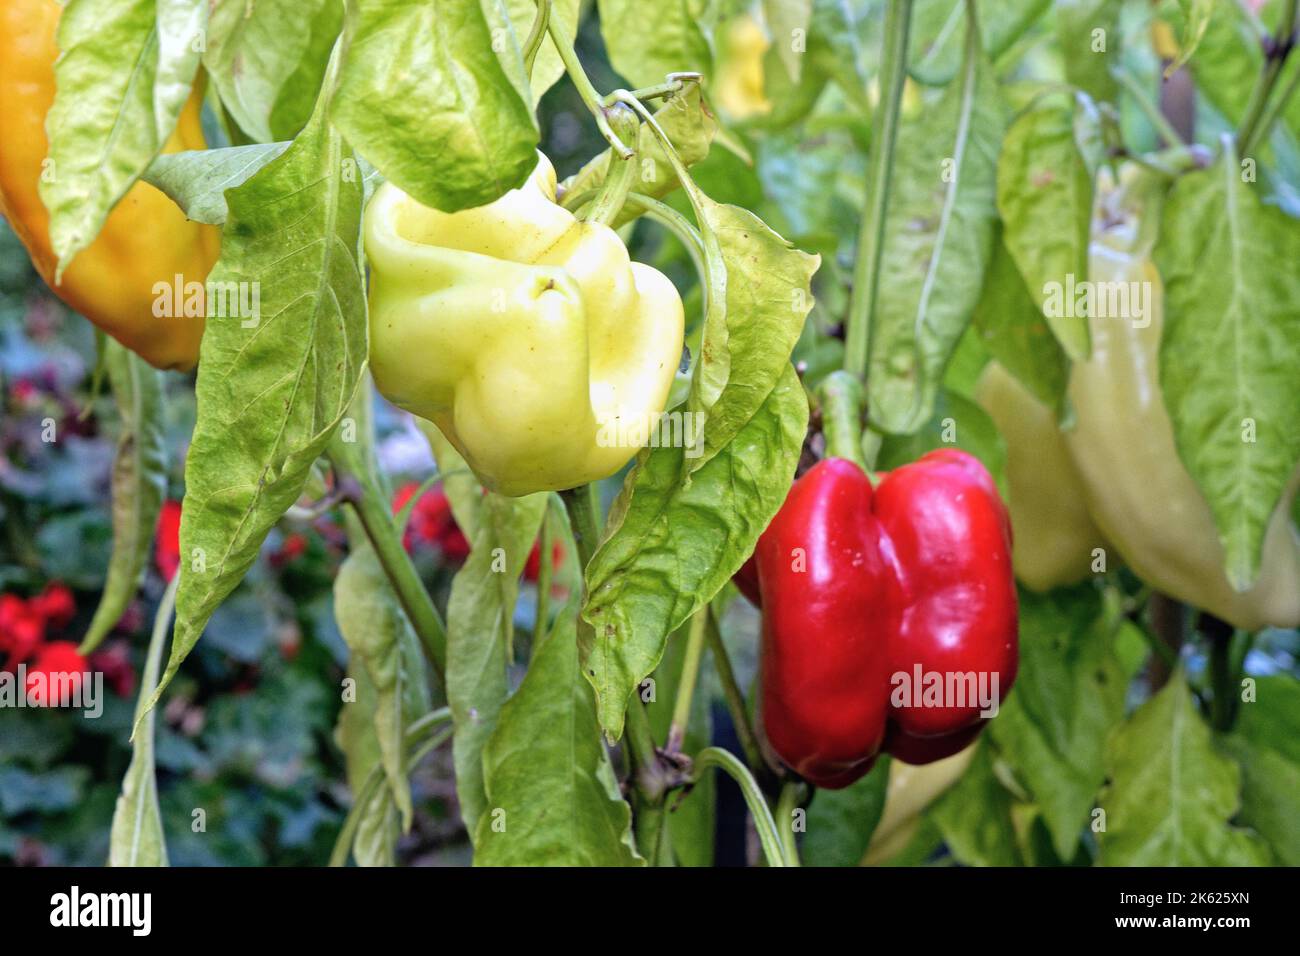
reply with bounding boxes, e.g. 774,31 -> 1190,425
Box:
364,154 -> 685,497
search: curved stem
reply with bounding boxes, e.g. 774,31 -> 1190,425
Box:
693,747 -> 786,867
335,453 -> 448,685
704,610 -> 767,775
819,371 -> 866,468
775,780 -> 803,867
1238,0 -> 1300,156
844,0 -> 913,379
583,104 -> 640,226
330,718 -> 453,866
521,0 -> 551,76
547,6 -> 634,157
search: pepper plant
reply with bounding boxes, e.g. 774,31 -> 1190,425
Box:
0,0 -> 1298,869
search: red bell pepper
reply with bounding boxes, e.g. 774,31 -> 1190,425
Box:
744,450 -> 1018,788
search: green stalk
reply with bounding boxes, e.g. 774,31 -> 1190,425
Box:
704,610 -> 767,776
335,454 -> 448,684
546,6 -> 634,157
521,0 -> 552,75
844,0 -> 913,379
819,371 -> 866,468
666,609 -> 708,753
583,104 -> 640,226
1237,0 -> 1299,156
774,781 -> 803,867
693,748 -> 786,867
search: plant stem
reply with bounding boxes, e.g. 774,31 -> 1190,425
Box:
521,0 -> 551,76
844,0 -> 913,379
693,747 -> 786,867
547,5 -> 634,158
624,685 -> 667,860
338,460 -> 447,684
583,104 -> 640,226
1112,66 -> 1186,147
704,610 -> 767,775
559,484 -> 601,568
775,780 -> 803,867
819,371 -> 866,468
666,609 -> 708,753
1202,614 -> 1238,731
1237,0 -> 1300,156
532,505 -> 554,662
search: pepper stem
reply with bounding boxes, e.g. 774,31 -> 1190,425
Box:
582,103 -> 640,226
818,370 -> 867,470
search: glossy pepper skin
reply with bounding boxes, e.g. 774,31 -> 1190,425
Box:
1064,217 -> 1300,630
748,451 -> 1018,787
365,154 -> 685,497
975,361 -> 1111,592
0,0 -> 220,371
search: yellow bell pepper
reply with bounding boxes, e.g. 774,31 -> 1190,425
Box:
1064,222 -> 1300,630
364,153 -> 685,497
0,0 -> 220,371
975,361 -> 1110,592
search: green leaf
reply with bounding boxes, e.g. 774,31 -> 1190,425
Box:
908,0 -> 1051,86
996,96 -> 1093,359
582,364 -> 806,740
597,0 -> 712,90
332,0 -> 538,213
1055,0 -> 1121,102
475,530 -> 641,866
560,84 -> 718,227
205,0 -> 341,142
763,0 -> 814,83
82,341 -> 167,654
333,665 -> 399,867
971,228 -> 1070,409
989,586 -> 1127,861
687,200 -> 819,472
1155,145 -> 1300,591
877,389 -> 1008,501
144,86 -> 368,720
334,533 -> 431,828
41,0 -> 204,273
446,492 -> 547,838
109,578 -> 175,867
1167,0 -> 1216,75
802,758 -> 891,866
1099,670 -> 1268,865
867,34 -> 1004,434
929,740 -> 1023,866
1219,675 -> 1300,864
143,144 -> 292,225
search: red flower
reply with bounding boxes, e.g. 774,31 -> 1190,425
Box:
523,539 -> 565,582
270,532 -> 308,568
0,594 -> 44,667
25,641 -> 88,707
156,499 -> 182,581
393,483 -> 470,560
89,641 -> 136,698
29,582 -> 75,630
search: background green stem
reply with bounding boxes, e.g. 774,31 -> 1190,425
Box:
844,0 -> 913,379
693,748 -> 785,867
